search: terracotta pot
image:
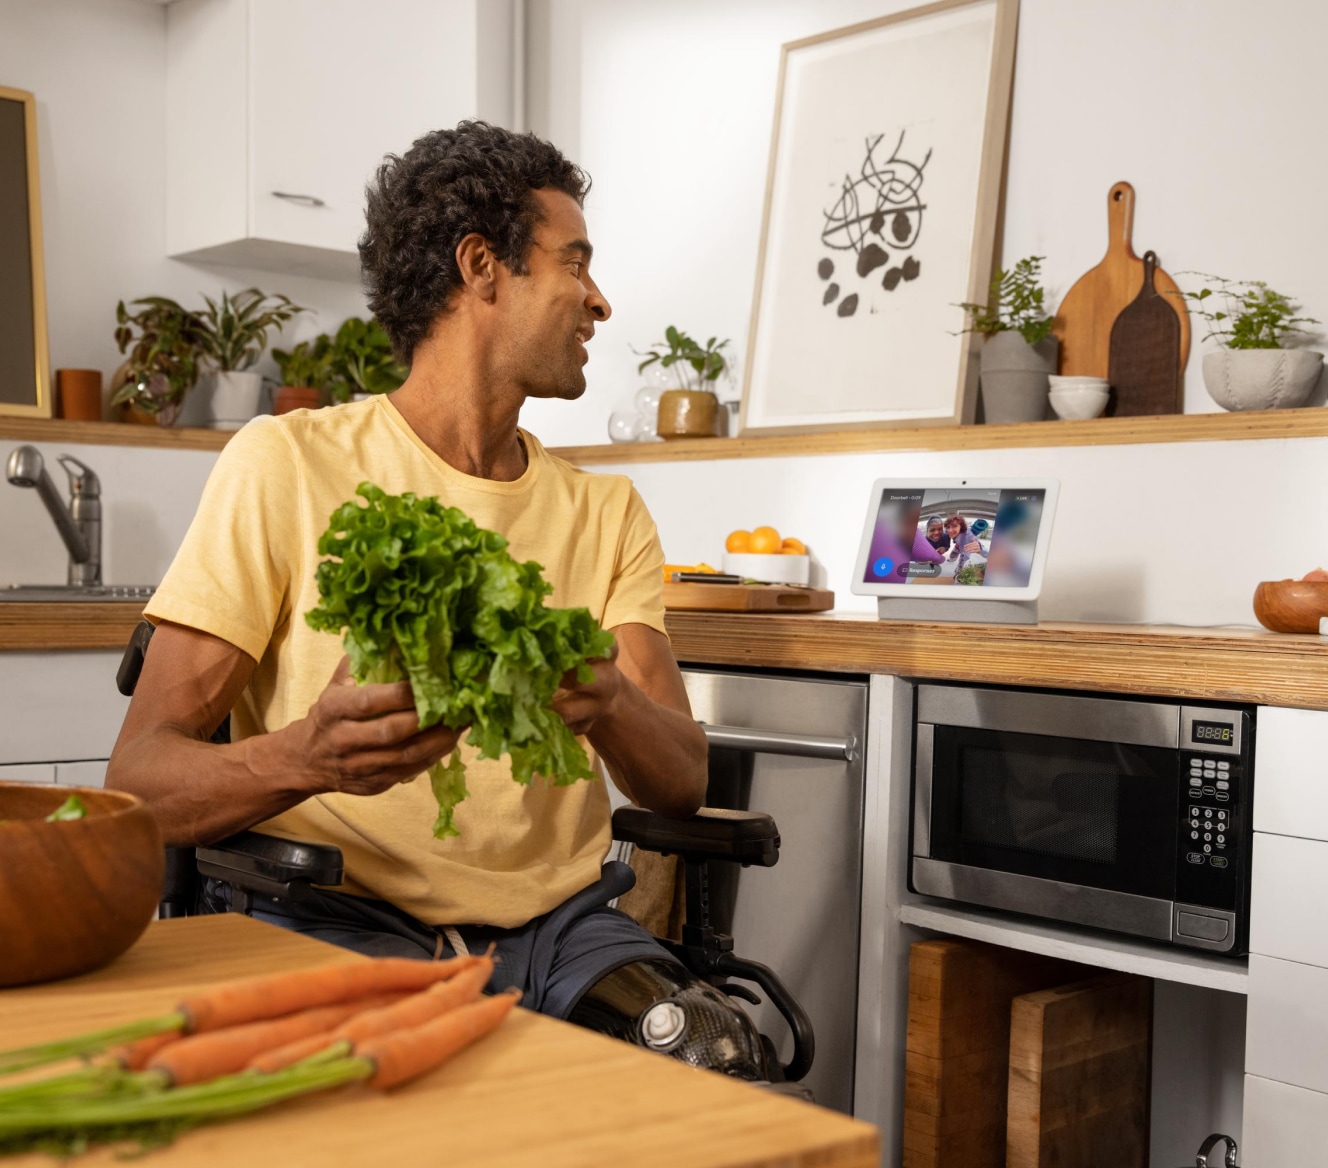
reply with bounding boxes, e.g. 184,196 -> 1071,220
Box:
656,389 -> 719,439
979,333 -> 1059,424
274,385 -> 326,415
0,784 -> 163,987
1202,349 -> 1323,411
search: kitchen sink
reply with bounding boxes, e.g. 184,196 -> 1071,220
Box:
0,584 -> 156,602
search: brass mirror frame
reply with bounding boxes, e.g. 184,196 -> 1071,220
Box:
0,85 -> 51,418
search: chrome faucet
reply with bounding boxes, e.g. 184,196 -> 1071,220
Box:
6,445 -> 101,586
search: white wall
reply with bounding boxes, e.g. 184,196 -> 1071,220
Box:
509,0 -> 1328,626
0,0 -> 368,401
521,0 -> 1328,445
4,0 -> 1327,630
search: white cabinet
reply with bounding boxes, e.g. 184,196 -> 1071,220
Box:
1253,705 -> 1328,840
1243,1074 -> 1328,1163
166,0 -> 515,279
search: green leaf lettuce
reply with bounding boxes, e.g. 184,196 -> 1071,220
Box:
305,483 -> 616,837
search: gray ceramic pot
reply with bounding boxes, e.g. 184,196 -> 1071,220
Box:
979,333 -> 1060,424
1201,349 -> 1323,411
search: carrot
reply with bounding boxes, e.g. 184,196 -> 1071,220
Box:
177,955 -> 473,1033
359,988 -> 522,1091
245,1033 -> 352,1075
148,994 -> 405,1086
103,1030 -> 181,1071
245,957 -> 493,1075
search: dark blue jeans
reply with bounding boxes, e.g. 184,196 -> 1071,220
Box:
203,860 -> 678,1020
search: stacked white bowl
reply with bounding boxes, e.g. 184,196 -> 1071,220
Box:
1048,375 -> 1111,420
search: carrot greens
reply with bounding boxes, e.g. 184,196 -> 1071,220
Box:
305,483 -> 616,837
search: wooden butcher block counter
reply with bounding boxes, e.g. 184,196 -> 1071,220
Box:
5,604 -> 1328,709
0,915 -> 879,1168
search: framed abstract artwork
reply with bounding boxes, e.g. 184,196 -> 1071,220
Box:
0,85 -> 51,419
739,0 -> 1018,436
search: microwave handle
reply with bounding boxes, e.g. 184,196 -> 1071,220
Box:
913,723 -> 934,858
700,723 -> 857,762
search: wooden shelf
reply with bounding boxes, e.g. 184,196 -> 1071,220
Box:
4,406 -> 1328,463
0,416 -> 231,452
899,901 -> 1249,994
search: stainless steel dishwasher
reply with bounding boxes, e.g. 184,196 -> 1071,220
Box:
681,665 -> 867,1115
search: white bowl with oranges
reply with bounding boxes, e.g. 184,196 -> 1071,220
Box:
723,526 -> 810,585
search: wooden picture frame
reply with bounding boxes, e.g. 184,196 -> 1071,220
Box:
739,0 -> 1018,437
0,85 -> 51,419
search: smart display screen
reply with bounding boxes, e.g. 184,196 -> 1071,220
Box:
860,487 -> 1047,588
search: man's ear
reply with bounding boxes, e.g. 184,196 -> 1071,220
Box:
455,233 -> 499,303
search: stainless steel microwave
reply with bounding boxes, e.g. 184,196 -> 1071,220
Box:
910,684 -> 1254,954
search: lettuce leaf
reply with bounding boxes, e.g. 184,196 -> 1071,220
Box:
305,483 -> 616,837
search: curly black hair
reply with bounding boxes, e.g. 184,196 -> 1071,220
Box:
359,121 -> 591,364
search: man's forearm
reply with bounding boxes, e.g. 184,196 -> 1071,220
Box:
107,726 -> 314,848
589,679 -> 708,817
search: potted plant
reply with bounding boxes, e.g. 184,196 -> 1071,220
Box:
109,297 -> 207,427
272,336 -> 333,414
957,256 -> 1058,424
1175,275 -> 1322,411
636,327 -> 729,438
325,317 -> 408,403
191,288 -> 306,429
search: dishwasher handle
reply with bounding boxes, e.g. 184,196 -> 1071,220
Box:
701,723 -> 857,762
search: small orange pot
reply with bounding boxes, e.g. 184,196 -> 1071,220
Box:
656,390 -> 719,439
274,385 -> 326,415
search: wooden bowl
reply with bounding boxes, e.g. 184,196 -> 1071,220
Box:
0,784 -> 163,988
1253,580 -> 1328,634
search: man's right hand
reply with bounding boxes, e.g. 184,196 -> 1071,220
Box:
289,656 -> 466,796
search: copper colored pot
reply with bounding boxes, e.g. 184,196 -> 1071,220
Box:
274,385 -> 326,415
656,390 -> 719,439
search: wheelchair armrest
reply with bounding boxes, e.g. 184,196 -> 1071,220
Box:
195,831 -> 344,903
611,806 -> 779,867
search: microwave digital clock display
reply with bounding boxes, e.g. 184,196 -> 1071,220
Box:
1191,720 -> 1234,746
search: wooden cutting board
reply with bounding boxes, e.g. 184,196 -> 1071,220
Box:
1107,250 -> 1182,416
1006,973 -> 1152,1168
662,582 -> 833,612
903,939 -> 1087,1168
1051,181 -> 1189,379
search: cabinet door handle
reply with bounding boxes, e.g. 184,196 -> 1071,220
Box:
700,723 -> 857,762
271,191 -> 326,207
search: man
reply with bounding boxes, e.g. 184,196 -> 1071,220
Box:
107,124 -> 771,1065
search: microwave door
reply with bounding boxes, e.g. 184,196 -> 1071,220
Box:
913,718 -> 1181,940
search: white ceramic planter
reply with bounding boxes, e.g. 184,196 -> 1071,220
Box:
1201,349 -> 1324,411
208,371 -> 265,429
979,333 -> 1059,424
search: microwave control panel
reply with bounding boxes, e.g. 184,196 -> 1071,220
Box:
1175,708 -> 1250,911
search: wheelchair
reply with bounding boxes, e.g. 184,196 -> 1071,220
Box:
117,620 -> 814,1092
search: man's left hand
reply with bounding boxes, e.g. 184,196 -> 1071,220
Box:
551,640 -> 623,736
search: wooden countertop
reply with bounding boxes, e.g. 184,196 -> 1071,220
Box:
664,610 -> 1328,710
0,915 -> 878,1168
5,603 -> 1328,709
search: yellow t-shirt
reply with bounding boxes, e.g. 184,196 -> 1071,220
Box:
145,395 -> 667,928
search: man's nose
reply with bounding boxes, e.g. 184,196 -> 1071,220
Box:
586,278 -> 612,322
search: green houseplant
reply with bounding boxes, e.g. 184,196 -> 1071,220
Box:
1176,275 -> 1322,411
110,297 -> 207,427
957,256 -> 1059,424
272,336 -> 334,414
325,317 -> 408,402
190,289 -> 306,428
636,327 -> 730,439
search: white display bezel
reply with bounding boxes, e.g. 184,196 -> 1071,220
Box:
849,477 -> 1059,602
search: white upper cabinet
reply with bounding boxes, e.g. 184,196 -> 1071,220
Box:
166,0 -> 514,280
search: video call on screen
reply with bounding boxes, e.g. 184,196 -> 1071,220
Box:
862,488 -> 1045,588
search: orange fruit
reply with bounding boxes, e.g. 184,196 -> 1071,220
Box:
749,526 -> 782,554
781,537 -> 807,555
725,530 -> 752,553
